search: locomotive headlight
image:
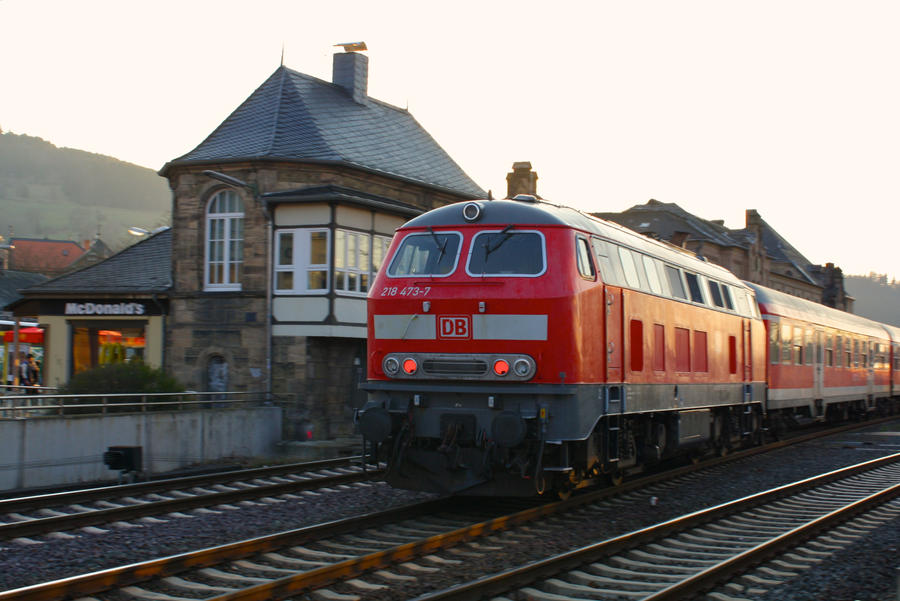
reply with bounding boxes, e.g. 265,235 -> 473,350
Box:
402,358 -> 418,375
462,202 -> 482,222
513,358 -> 532,377
383,356 -> 400,376
493,359 -> 510,376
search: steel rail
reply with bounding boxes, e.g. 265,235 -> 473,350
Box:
2,417 -> 895,601
0,497 -> 456,601
0,467 -> 385,540
408,451 -> 900,601
0,455 -> 366,514
643,482 -> 900,600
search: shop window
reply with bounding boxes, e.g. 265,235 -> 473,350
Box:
204,190 -> 244,291
693,330 -> 708,372
675,327 -> 690,372
653,324 -> 665,371
71,323 -> 146,374
630,319 -> 643,372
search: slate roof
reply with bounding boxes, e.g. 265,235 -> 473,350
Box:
0,270 -> 49,311
19,229 -> 172,295
594,200 -> 745,248
162,65 -> 486,199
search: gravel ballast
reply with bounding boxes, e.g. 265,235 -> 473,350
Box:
1,421 -> 898,599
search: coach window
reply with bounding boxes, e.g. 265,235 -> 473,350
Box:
665,266 -> 687,300
781,323 -> 793,364
792,327 -> 803,365
825,334 -> 834,367
630,320 -> 644,371
844,336 -> 852,367
769,321 -> 780,364
707,280 -> 724,308
852,338 -> 859,367
684,272 -> 704,304
576,237 -> 596,280
804,329 -> 814,365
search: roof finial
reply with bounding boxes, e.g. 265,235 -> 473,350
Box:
280,43 -> 284,66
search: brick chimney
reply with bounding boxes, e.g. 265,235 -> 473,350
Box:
506,162 -> 539,199
333,48 -> 368,104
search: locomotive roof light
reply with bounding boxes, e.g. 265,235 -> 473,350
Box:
493,359 -> 510,376
402,358 -> 419,375
383,356 -> 400,376
462,202 -> 483,222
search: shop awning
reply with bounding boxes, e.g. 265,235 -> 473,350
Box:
4,327 -> 44,344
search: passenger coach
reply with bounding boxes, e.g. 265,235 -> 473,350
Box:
358,196 -> 767,496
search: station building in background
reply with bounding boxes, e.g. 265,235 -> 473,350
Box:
157,47 -> 484,439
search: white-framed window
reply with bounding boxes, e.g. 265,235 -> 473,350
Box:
205,190 -> 244,291
275,228 -> 330,294
372,234 -> 392,275
335,229 -> 372,296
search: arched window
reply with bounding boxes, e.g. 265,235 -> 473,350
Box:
205,190 -> 244,290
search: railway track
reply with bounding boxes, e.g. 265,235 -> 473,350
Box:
3,420 -> 897,601
0,457 -> 383,541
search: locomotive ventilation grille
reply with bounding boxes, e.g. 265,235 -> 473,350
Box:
422,359 -> 487,376
382,353 -> 536,381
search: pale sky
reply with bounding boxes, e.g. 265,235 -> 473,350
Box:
2,0 -> 898,279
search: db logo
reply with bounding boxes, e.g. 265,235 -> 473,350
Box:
439,316 -> 470,338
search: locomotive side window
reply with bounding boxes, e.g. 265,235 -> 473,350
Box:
707,280 -> 724,307
642,255 -> 664,295
720,284 -> 735,310
684,272 -> 704,304
389,231 -> 462,277
591,238 -> 625,286
575,237 -> 596,280
467,230 -> 545,276
617,247 -> 642,289
734,290 -> 751,317
665,266 -> 687,300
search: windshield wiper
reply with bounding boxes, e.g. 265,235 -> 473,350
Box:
484,224 -> 514,259
427,226 -> 449,271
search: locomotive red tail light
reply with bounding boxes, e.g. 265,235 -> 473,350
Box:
402,358 -> 418,375
493,359 -> 510,376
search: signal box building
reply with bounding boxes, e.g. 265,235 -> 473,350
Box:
158,48 -> 484,439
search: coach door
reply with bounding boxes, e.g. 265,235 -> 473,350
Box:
813,329 -> 824,400
605,287 -> 623,383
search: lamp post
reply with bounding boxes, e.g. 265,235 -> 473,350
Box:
202,170 -> 273,402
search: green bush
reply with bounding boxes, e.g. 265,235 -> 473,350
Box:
61,361 -> 184,395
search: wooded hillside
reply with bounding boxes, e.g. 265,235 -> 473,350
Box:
0,132 -> 169,249
845,274 -> 900,327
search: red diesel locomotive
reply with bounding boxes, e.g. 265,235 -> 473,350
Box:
358,196 -> 772,496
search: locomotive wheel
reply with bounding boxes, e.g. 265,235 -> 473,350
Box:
608,470 -> 625,486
